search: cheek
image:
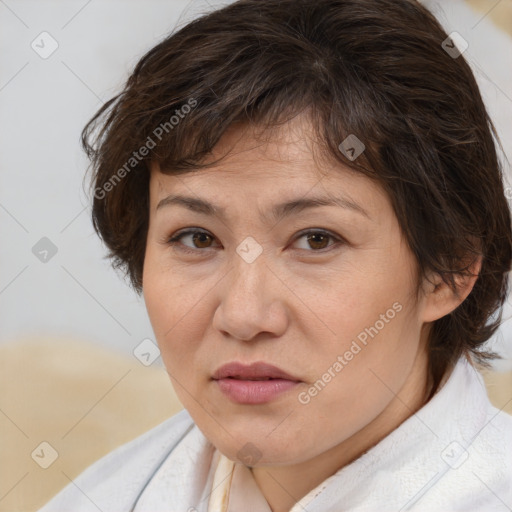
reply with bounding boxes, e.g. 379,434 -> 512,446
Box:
143,255 -> 195,362
143,241 -> 198,333
291,312 -> 421,454
305,260 -> 416,354
299,260 -> 421,415
143,273 -> 207,409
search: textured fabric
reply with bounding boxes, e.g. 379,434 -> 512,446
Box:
39,356 -> 512,512
225,462 -> 273,512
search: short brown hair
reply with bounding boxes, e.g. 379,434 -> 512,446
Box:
82,0 -> 512,398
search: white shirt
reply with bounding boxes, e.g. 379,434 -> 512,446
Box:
39,356 -> 512,512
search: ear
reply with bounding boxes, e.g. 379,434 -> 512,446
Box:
421,254 -> 482,323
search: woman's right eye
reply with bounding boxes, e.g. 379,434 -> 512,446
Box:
167,229 -> 218,254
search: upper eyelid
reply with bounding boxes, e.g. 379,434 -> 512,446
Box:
171,229 -> 220,247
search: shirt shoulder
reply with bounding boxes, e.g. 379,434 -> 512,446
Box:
409,364 -> 512,511
38,408 -> 195,512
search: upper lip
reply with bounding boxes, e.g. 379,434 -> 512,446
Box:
212,361 -> 300,381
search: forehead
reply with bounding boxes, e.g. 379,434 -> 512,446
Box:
149,114 -> 387,217
157,115 -> 328,182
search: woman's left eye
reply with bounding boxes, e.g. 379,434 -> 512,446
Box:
292,229 -> 342,251
166,228 -> 343,254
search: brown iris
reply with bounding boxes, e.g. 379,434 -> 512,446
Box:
306,232 -> 330,250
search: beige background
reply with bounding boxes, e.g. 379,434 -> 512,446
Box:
466,0 -> 512,36
0,338 -> 184,511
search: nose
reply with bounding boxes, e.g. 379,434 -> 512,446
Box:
212,249 -> 289,342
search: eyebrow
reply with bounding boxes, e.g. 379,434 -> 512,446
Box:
156,193 -> 370,222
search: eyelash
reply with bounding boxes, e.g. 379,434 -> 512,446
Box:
166,228 -> 344,255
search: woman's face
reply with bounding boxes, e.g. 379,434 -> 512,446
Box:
143,117 -> 431,466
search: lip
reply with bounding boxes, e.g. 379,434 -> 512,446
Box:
212,361 -> 300,381
212,361 -> 301,405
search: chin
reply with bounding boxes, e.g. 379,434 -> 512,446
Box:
211,429 -> 317,467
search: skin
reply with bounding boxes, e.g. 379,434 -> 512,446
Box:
142,114 -> 480,512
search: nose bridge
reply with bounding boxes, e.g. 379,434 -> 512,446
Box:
213,241 -> 286,341
229,242 -> 269,307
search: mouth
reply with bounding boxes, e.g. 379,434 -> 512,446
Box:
225,377 -> 276,380
212,361 -> 300,381
212,361 -> 301,404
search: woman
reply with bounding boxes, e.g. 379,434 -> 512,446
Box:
40,0 -> 512,510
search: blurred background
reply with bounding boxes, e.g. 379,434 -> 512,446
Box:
0,0 -> 511,510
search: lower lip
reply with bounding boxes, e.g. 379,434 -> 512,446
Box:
215,378 -> 300,404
